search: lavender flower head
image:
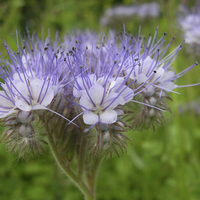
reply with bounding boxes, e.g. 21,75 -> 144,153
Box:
0,28 -> 199,200
100,3 -> 160,27
0,32 -> 67,158
63,28 -> 198,155
0,28 -> 198,159
178,4 -> 200,50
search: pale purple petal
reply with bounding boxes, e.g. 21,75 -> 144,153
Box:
88,84 -> 104,105
15,98 -> 31,111
103,92 -> 119,109
80,94 -> 94,109
100,109 -> 117,124
137,74 -> 148,85
83,111 -> 99,125
163,82 -> 175,91
153,68 -> 164,81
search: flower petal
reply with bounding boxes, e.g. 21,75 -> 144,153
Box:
88,84 -> 104,105
103,92 -> 119,109
15,98 -> 31,111
80,94 -> 94,110
83,111 -> 99,125
100,109 -> 117,124
30,79 -> 54,106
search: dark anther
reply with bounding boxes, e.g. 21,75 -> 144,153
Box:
23,46 -> 26,49
154,70 -> 157,73
72,47 -> 76,52
44,47 -> 48,50
114,60 -> 117,64
164,32 -> 167,36
64,58 -> 66,61
31,49 -> 34,52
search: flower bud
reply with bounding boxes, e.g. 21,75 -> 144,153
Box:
18,111 -> 34,123
4,116 -> 19,126
148,108 -> 155,117
113,121 -> 124,131
18,124 -> 35,138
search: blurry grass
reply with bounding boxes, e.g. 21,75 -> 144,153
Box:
1,0 -> 200,200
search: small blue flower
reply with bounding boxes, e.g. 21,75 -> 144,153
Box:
179,5 -> 200,46
0,33 -> 66,116
64,28 -> 199,131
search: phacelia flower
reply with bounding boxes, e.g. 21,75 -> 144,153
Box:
60,28 -> 198,156
100,3 -> 160,27
0,28 -> 199,159
0,32 -> 66,158
0,34 -> 65,113
178,4 -> 200,53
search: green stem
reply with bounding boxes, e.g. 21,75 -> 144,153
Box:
78,133 -> 87,178
47,132 -> 94,200
86,158 -> 102,199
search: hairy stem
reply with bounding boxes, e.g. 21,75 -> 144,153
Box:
86,158 -> 102,199
47,131 -> 94,199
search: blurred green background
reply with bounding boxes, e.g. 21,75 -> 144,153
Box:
0,0 -> 200,199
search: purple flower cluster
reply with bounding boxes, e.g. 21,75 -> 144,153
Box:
100,3 -> 160,27
179,4 -> 200,48
0,28 -> 198,157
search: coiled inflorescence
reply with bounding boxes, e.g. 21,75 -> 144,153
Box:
0,29 -> 198,159
178,4 -> 200,53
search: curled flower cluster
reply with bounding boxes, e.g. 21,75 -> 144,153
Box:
178,4 -> 200,53
100,3 -> 160,27
0,28 -> 198,159
0,33 -> 65,158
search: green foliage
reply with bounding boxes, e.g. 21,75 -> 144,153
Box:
0,0 -> 200,199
